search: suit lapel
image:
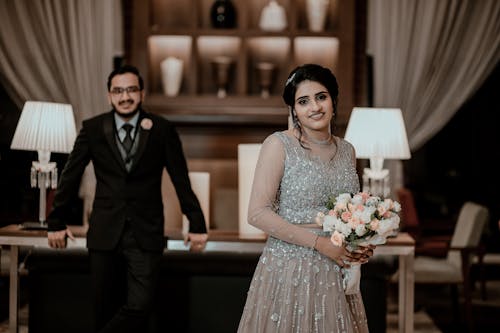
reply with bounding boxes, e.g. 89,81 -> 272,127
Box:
103,112 -> 128,172
129,112 -> 151,173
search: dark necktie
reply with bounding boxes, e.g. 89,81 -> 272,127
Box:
121,123 -> 134,153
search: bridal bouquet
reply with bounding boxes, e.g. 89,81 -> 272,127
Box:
315,192 -> 401,294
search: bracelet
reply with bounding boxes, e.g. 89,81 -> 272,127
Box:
312,234 -> 320,250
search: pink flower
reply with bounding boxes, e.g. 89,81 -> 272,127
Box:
328,209 -> 336,216
360,192 -> 370,201
355,204 -> 364,211
341,211 -> 352,222
330,230 -> 344,247
140,118 -> 153,130
348,217 -> 361,229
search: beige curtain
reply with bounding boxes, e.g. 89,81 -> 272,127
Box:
368,0 -> 500,151
367,0 -> 500,193
0,0 -> 123,126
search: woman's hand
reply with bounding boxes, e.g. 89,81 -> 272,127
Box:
314,237 -> 376,266
314,236 -> 352,267
349,244 -> 376,264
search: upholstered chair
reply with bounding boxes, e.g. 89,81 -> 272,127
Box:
392,201 -> 489,332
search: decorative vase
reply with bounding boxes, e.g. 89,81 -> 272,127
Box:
259,0 -> 287,31
256,62 -> 275,98
210,0 -> 236,28
306,0 -> 329,32
211,56 -> 233,98
160,57 -> 183,97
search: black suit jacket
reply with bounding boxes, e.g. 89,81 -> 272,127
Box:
48,110 -> 206,251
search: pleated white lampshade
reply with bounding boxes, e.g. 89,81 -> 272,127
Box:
10,101 -> 77,154
344,107 -> 411,160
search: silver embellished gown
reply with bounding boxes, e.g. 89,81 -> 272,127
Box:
238,131 -> 369,333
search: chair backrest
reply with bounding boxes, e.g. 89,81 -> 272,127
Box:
447,201 -> 489,267
237,144 -> 265,236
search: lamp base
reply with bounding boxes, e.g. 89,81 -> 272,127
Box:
362,168 -> 390,198
19,221 -> 48,230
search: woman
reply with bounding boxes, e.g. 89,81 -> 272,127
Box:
238,64 -> 374,332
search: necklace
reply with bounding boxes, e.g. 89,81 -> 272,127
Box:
305,134 -> 334,145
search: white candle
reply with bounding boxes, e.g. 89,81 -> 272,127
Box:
238,144 -> 266,238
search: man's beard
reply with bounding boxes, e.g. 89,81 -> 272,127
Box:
112,100 -> 142,118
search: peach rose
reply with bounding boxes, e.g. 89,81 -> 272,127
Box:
341,211 -> 352,222
360,192 -> 370,201
370,219 -> 379,230
348,218 -> 359,230
377,206 -> 387,216
330,230 -> 344,247
355,204 -> 364,212
315,212 -> 325,226
336,202 -> 346,211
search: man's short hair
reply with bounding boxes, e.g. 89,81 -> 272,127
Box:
107,65 -> 144,91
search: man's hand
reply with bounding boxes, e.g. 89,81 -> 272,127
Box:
184,232 -> 208,252
48,228 -> 75,249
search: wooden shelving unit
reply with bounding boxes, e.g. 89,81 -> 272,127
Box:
128,0 -> 360,230
130,0 -> 356,127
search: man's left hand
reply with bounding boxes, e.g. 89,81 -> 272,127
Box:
185,232 -> 208,252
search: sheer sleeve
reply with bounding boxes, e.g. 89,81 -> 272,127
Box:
247,134 -> 319,248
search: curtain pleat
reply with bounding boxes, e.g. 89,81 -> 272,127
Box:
368,0 -> 500,151
0,0 -> 122,127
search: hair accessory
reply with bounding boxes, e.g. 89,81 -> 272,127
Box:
285,72 -> 296,87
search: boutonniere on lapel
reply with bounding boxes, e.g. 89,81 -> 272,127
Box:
140,118 -> 153,130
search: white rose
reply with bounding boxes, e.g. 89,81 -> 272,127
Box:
336,193 -> 352,204
355,224 -> 366,236
351,194 -> 363,205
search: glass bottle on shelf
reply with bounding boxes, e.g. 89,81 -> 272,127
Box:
210,0 -> 237,28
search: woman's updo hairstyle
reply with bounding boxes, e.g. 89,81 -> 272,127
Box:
282,64 -> 339,111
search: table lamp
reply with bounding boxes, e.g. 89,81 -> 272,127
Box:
344,107 -> 411,198
10,101 -> 76,229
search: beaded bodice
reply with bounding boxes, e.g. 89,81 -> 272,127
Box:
274,131 -> 360,225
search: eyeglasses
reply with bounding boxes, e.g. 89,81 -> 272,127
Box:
110,86 -> 141,95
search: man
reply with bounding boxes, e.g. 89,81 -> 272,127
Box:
47,65 -> 208,333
